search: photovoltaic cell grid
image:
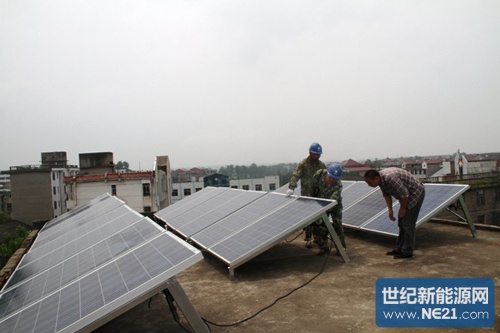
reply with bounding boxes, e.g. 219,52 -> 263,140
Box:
360,183 -> 469,235
175,190 -> 266,239
189,192 -> 294,249
35,194 -> 124,244
343,190 -> 389,227
0,194 -> 203,333
155,187 -> 227,223
339,181 -> 469,236
341,182 -> 377,209
156,189 -> 336,271
19,204 -> 136,267
208,196 -> 334,266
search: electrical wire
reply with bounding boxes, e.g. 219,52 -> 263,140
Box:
158,235 -> 334,331
202,241 -> 333,328
285,230 -> 304,242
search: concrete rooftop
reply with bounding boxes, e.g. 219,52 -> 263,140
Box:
94,221 -> 500,333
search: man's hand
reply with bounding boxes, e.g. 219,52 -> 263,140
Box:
285,189 -> 294,197
388,208 -> 396,221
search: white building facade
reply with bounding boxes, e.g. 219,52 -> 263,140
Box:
65,156 -> 171,215
171,175 -> 280,203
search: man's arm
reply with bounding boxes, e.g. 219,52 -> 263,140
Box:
289,161 -> 305,190
384,194 -> 396,221
398,197 -> 409,220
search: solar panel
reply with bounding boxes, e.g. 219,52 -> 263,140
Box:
360,183 -> 469,236
174,190 -> 266,239
155,186 -> 227,223
343,189 -> 390,228
18,205 -> 137,267
3,215 -> 160,291
207,196 -> 335,267
341,181 -> 377,209
189,192 -> 292,249
35,194 -> 125,244
0,194 -> 204,333
155,188 -> 340,277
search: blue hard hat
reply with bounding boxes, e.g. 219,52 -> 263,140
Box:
327,163 -> 343,179
309,142 -> 323,155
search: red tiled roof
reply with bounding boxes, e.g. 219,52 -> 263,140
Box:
65,172 -> 154,183
342,159 -> 365,168
423,159 -> 445,164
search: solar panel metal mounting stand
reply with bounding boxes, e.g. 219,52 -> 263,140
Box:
445,195 -> 478,238
165,277 -> 210,333
321,212 -> 350,263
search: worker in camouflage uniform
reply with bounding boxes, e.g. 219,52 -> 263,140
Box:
310,163 -> 346,255
286,143 -> 326,247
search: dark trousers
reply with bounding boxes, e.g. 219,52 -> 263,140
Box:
396,191 -> 425,256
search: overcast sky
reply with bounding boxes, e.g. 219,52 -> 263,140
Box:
1,1 -> 499,171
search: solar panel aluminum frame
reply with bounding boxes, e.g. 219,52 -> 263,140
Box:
206,195 -> 337,278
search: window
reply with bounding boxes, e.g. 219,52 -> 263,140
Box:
172,189 -> 178,197
196,188 -> 203,192
144,206 -> 151,213
495,187 -> 500,202
184,188 -> 191,196
476,189 -> 485,206
242,185 -> 249,190
142,183 -> 151,196
269,183 -> 276,191
53,187 -> 56,195
112,185 -> 117,196
53,201 -> 57,209
231,185 -> 238,189
255,184 -> 262,191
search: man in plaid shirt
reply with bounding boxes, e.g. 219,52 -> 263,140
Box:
364,168 -> 425,259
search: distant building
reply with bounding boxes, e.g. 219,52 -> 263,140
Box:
401,159 -> 451,179
454,150 -> 499,176
341,159 -> 372,177
0,174 -> 11,214
171,175 -> 280,203
65,155 -> 171,216
6,152 -> 78,226
79,152 -> 115,175
172,167 -> 217,182
229,176 -> 279,192
203,173 -> 230,188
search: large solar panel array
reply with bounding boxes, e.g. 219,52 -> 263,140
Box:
0,194 -> 204,333
340,181 -> 470,236
155,188 -> 337,277
156,181 -> 471,276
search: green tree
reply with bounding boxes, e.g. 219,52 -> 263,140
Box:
115,161 -> 130,171
0,226 -> 29,268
